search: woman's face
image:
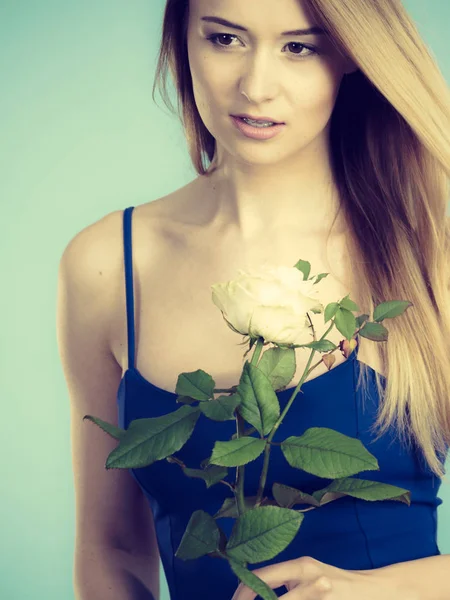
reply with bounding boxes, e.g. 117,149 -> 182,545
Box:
187,0 -> 356,166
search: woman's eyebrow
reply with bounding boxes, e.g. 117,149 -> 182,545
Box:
200,15 -> 326,36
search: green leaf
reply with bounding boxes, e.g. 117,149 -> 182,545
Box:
359,321 -> 389,342
183,465 -> 229,489
214,496 -> 279,520
324,302 -> 340,323
272,482 -> 320,509
355,314 -> 370,328
334,307 -> 357,340
256,346 -> 296,393
281,427 -> 379,479
218,526 -> 228,552
83,415 -> 126,440
300,339 -> 336,352
373,300 -> 413,322
214,496 -> 278,519
313,273 -> 329,285
293,259 -> 311,280
175,510 -> 221,560
339,294 -> 359,312
214,497 -> 241,519
214,496 -> 257,519
237,362 -> 280,436
226,506 -> 303,563
228,559 -> 278,600
105,405 -> 201,469
210,437 -> 266,467
175,369 -> 216,401
175,395 -> 199,405
311,477 -> 411,506
200,393 -> 241,421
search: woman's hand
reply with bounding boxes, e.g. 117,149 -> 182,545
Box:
231,556 -> 418,600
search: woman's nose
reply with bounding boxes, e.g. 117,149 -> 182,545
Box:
238,51 -> 280,104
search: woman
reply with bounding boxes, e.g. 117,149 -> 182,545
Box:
56,0 -> 450,599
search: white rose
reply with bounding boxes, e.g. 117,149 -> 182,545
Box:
211,264 -> 324,346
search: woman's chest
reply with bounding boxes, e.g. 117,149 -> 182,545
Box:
111,223 -> 382,393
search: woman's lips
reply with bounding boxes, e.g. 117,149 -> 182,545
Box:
230,116 -> 286,140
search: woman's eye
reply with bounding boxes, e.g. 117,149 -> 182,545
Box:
285,42 -> 318,58
206,33 -> 318,59
206,33 -> 237,47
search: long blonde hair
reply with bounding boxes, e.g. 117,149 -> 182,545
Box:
153,0 -> 450,480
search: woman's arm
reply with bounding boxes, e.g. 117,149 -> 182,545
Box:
56,217 -> 160,600
75,545 -> 159,600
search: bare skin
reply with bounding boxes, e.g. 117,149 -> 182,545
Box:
107,180 -> 384,394
63,3 -> 386,593
108,0 -> 385,389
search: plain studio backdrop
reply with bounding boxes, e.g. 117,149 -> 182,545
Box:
1,1 -> 449,599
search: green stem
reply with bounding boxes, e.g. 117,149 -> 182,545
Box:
254,321 -> 337,507
235,324 -> 359,512
168,456 -> 235,493
234,337 -> 265,516
234,410 -> 246,515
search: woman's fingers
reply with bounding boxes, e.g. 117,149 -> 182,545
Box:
281,575 -> 332,599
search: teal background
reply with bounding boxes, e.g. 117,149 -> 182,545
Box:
1,1 -> 449,598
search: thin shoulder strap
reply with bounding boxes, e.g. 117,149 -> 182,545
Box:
123,206 -> 136,370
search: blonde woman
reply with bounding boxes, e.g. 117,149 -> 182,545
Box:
57,0 -> 450,599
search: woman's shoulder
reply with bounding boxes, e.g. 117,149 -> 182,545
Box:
61,182 -> 202,300
113,179 -> 203,235
65,186 -> 190,264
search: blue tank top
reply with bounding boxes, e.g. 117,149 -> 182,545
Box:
117,206 -> 446,600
